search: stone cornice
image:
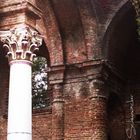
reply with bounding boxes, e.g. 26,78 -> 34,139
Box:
48,65 -> 65,72
47,60 -> 103,85
47,65 -> 65,85
65,59 -> 103,69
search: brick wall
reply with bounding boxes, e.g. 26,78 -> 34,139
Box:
0,0 -> 137,140
64,99 -> 92,140
0,112 -> 52,140
0,117 -> 7,140
0,81 -> 131,140
33,112 -> 52,140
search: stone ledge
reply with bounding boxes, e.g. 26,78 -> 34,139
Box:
0,1 -> 42,19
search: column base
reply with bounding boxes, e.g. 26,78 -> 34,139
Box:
7,132 -> 32,140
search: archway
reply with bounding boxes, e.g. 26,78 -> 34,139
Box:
103,2 -> 140,140
32,41 -> 52,111
103,2 -> 138,77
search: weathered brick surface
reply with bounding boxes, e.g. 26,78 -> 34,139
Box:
64,99 -> 92,140
33,112 -> 52,140
0,0 -> 138,140
36,0 -> 64,66
52,84 -> 64,140
0,112 -> 52,140
90,97 -> 107,140
0,117 -> 7,140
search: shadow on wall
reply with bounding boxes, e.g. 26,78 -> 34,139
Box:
0,45 -> 9,117
107,92 -> 126,140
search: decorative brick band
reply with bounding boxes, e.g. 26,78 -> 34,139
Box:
52,98 -> 65,103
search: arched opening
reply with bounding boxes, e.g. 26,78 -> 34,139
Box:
103,2 -> 138,77
32,56 -> 48,109
32,41 -> 52,112
103,1 -> 140,140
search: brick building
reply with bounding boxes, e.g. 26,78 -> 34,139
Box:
0,0 -> 139,140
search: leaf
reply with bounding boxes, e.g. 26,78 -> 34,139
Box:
32,57 -> 49,109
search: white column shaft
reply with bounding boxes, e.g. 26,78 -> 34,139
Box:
7,61 -> 32,140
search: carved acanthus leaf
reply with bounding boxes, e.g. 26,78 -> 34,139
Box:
0,25 -> 43,62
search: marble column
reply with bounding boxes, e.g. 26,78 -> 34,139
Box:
0,25 -> 42,140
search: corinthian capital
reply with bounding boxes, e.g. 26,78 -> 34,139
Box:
0,25 -> 42,62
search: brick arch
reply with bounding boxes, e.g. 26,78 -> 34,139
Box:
103,0 -> 129,33
102,0 -> 134,58
36,0 -> 64,67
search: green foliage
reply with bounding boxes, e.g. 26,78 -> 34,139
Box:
32,57 -> 47,72
32,57 -> 49,109
136,17 -> 140,39
131,0 -> 140,39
